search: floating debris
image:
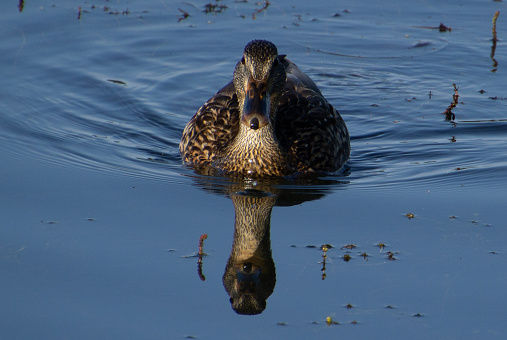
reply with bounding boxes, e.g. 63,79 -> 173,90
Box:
276,322 -> 288,326
321,244 -> 333,251
386,251 -> 397,261
376,243 -> 386,250
438,23 -> 452,32
107,79 -> 127,85
203,2 -> 228,14
342,254 -> 352,262
442,83 -> 459,121
341,244 -> 356,250
198,234 -> 207,255
405,212 -> 415,219
252,0 -> 270,20
197,233 -> 208,281
77,6 -> 89,20
491,11 -> 500,72
413,313 -> 424,317
106,7 -> 130,16
345,303 -> 354,309
326,316 -> 339,326
320,245 -> 329,280
414,23 -> 451,32
292,14 -> 303,26
178,8 -> 190,22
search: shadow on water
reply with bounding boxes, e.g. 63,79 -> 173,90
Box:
187,172 -> 349,315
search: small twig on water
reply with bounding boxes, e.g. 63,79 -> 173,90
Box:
320,244 -> 329,280
178,8 -> 190,22
491,11 -> 500,72
252,0 -> 270,20
197,233 -> 208,281
413,22 -> 451,32
442,83 -> 459,121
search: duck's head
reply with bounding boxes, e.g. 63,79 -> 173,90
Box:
233,40 -> 286,131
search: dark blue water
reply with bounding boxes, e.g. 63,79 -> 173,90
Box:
1,0 -> 506,339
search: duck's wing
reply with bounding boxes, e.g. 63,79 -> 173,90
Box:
275,58 -> 350,172
180,82 -> 240,165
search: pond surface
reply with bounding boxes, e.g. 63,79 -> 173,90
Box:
1,0 -> 507,339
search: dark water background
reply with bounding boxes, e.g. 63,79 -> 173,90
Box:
1,0 -> 506,339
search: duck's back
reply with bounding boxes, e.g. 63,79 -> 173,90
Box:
275,58 -> 350,173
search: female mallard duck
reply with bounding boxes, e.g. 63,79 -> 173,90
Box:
180,40 -> 350,177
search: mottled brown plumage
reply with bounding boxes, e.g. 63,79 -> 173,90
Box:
180,40 -> 350,177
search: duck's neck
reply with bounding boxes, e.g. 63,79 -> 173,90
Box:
216,123 -> 292,176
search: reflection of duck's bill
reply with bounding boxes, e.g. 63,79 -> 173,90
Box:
236,264 -> 261,294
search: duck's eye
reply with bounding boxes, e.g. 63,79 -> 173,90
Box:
241,56 -> 245,65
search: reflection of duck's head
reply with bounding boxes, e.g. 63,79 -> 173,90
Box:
222,190 -> 276,315
225,261 -> 266,315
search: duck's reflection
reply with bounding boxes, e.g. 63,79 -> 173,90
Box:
223,190 -> 277,315
187,173 -> 348,315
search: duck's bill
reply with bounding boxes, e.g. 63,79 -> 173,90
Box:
241,78 -> 270,130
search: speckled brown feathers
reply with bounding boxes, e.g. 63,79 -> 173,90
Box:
180,40 -> 350,177
276,81 -> 350,173
180,83 -> 239,166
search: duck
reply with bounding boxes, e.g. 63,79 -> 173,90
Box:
180,39 -> 350,177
